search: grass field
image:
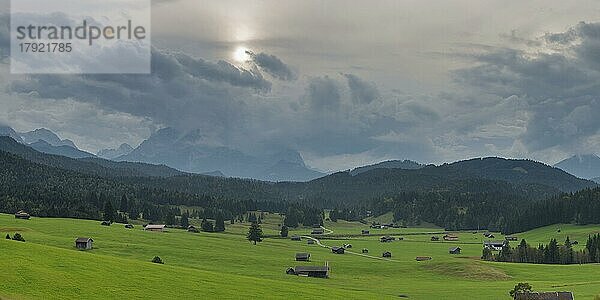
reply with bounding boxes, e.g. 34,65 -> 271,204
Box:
1,213 -> 600,299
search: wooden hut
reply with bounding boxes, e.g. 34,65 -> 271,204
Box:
295,253 -> 311,262
75,237 -> 93,250
331,247 -> 345,254
14,211 -> 30,220
415,256 -> 432,261
382,251 -> 392,258
125,224 -> 134,229
286,264 -> 329,278
449,247 -> 461,254
291,235 -> 301,241
144,224 -> 166,232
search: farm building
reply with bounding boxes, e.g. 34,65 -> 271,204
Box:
362,248 -> 368,253
449,247 -> 461,254
361,230 -> 370,235
415,256 -> 432,261
101,221 -> 111,226
382,251 -> 392,258
291,236 -> 301,241
307,239 -> 315,245
513,291 -> 573,300
187,225 -> 199,233
343,243 -> 352,248
505,236 -> 518,241
144,224 -> 166,232
311,228 -> 324,235
295,253 -> 311,262
286,265 -> 329,278
75,237 -> 93,250
14,211 -> 30,219
443,234 -> 459,241
380,236 -> 395,243
331,247 -> 345,254
484,240 -> 507,251
125,224 -> 134,229
431,236 -> 440,241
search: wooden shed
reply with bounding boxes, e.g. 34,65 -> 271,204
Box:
449,247 -> 461,254
14,211 -> 30,220
361,230 -> 370,235
296,253 -> 311,262
286,265 -> 329,278
311,228 -> 324,235
144,224 -> 166,232
291,235 -> 301,241
125,224 -> 134,229
75,237 -> 93,250
331,247 -> 345,254
382,251 -> 392,258
514,291 -> 573,300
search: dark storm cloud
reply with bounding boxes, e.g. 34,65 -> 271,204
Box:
248,51 -> 296,81
454,22 -> 600,153
342,73 -> 380,104
306,76 -> 341,110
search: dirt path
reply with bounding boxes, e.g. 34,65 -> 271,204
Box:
301,226 -> 394,261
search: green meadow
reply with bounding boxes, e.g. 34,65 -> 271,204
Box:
1,213 -> 600,299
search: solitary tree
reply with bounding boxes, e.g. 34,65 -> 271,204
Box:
214,213 -> 226,232
509,282 -> 533,298
151,256 -> 164,264
247,222 -> 263,245
280,225 -> 289,238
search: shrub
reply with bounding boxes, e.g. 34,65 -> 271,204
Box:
5,234 -> 10,240
12,233 -> 25,242
151,256 -> 164,264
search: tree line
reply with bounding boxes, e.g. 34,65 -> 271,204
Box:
482,235 -> 600,265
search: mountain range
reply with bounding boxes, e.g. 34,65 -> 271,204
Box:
554,154 -> 600,180
0,126 -> 325,182
116,127 -> 325,182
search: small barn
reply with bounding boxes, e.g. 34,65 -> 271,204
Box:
382,251 -> 392,258
331,247 -> 345,254
343,243 -> 352,249
75,237 -> 93,250
311,228 -> 324,235
415,256 -> 432,261
505,236 -> 518,241
125,224 -> 134,229
144,224 -> 166,232
291,236 -> 301,241
14,211 -> 30,220
101,221 -> 111,226
443,234 -> 459,241
380,236 -> 395,243
514,291 -> 573,300
187,225 -> 199,233
286,265 -> 329,278
296,253 -> 311,262
307,239 -> 315,245
361,230 -> 370,235
484,240 -> 507,251
431,236 -> 440,241
449,247 -> 461,254
362,248 -> 368,254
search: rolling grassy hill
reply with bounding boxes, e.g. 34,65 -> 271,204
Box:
3,214 -> 600,299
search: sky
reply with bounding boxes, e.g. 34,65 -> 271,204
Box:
1,0 -> 600,172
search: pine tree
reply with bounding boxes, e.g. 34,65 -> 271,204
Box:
201,218 -> 214,232
119,194 -> 128,212
214,213 -> 225,232
180,214 -> 189,228
247,222 -> 263,245
280,225 -> 289,238
103,201 -> 116,222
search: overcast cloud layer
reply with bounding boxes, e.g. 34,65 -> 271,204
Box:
1,1 -> 599,172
